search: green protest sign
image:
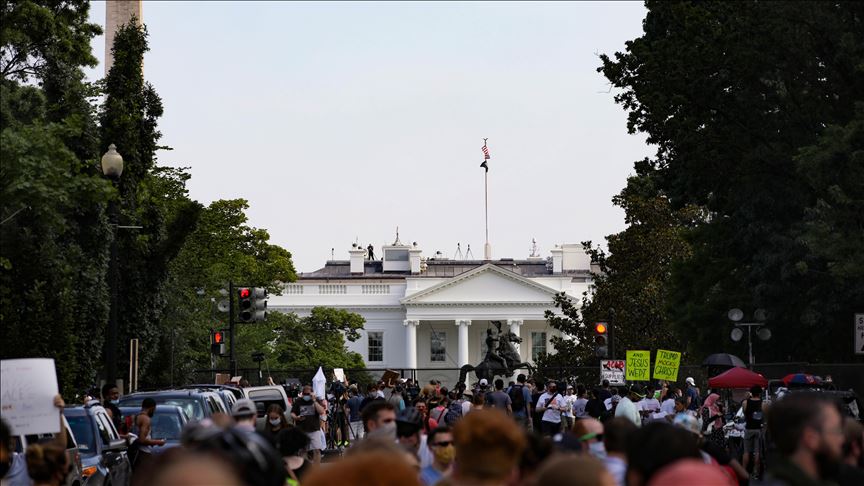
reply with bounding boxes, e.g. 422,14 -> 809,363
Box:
653,349 -> 681,381
625,350 -> 651,381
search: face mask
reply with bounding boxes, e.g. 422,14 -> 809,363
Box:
588,441 -> 607,459
303,395 -> 312,402
368,421 -> 396,440
269,418 -> 281,426
110,399 -> 119,405
433,445 -> 455,466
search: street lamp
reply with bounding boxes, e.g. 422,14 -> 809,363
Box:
728,308 -> 772,368
102,144 -> 123,385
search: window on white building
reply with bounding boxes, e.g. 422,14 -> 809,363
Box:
531,332 -> 547,362
368,332 -> 383,362
431,331 -> 446,362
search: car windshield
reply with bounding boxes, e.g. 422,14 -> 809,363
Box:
120,397 -> 204,421
65,415 -> 96,456
150,411 -> 183,440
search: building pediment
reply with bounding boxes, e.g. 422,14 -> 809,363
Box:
401,264 -> 558,306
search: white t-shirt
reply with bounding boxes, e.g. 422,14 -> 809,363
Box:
561,394 -> 575,418
660,398 -> 676,415
572,397 -> 589,418
614,397 -> 641,427
641,398 -> 661,414
537,392 -> 565,423
462,400 -> 473,416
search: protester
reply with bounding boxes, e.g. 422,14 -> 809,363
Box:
640,384 -> 661,424
429,397 -> 448,425
1,395 -> 66,486
451,409 -> 526,486
415,399 -> 438,433
572,417 -> 605,458
102,383 -> 123,432
290,386 -> 326,464
230,399 -> 258,432
659,385 -> 679,417
602,418 -> 637,486
516,433 -> 555,485
469,391 -> 486,414
509,374 -> 533,428
561,385 -> 575,430
361,400 -> 397,439
614,385 -> 643,427
261,404 -> 289,447
133,448 -> 245,486
625,421 -> 701,486
763,393 -> 844,486
23,442 -> 69,486
420,426 -> 455,486
395,407 -> 424,456
671,412 -> 747,484
699,391 -> 726,450
573,385 -> 589,419
278,427 -> 313,485
586,388 -> 607,420
345,385 -> 365,442
134,397 -> 167,469
486,379 -> 513,416
836,417 -> 864,486
532,453 -> 616,486
742,385 -> 765,478
388,385 -> 406,412
536,382 -> 566,436
305,448 -> 420,486
599,379 -> 613,402
684,377 -> 701,411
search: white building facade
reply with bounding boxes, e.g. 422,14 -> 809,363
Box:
270,238 -> 593,384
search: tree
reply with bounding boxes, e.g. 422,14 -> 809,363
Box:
599,1 -> 864,362
536,172 -> 696,380
98,19 -> 202,383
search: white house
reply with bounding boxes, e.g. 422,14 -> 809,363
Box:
270,236 -> 593,384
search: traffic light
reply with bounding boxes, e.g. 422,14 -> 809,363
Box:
211,330 -> 226,355
594,322 -> 609,358
237,287 -> 268,323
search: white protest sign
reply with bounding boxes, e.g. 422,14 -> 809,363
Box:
855,314 -> 864,355
0,358 -> 60,435
600,359 -> 626,385
333,368 -> 346,383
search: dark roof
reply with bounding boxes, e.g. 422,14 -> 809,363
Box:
298,259 -> 591,280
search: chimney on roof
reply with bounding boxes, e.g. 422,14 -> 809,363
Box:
409,242 -> 422,274
349,243 -> 365,275
551,243 -> 591,274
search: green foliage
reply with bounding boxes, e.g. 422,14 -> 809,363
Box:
599,1 -> 864,362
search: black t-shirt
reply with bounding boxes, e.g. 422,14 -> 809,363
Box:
104,402 -> 123,432
291,398 -> 321,433
744,398 -> 763,430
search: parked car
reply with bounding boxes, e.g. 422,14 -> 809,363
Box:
14,415 -> 85,486
243,385 -> 292,418
63,403 -> 131,486
118,390 -> 226,422
177,384 -> 242,411
118,405 -> 189,451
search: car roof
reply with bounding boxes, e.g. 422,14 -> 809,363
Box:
120,390 -> 208,399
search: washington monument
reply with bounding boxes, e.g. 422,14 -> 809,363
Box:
104,0 -> 143,75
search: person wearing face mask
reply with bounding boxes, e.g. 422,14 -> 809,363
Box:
574,417 -> 607,459
261,404 -> 289,447
132,398 -> 166,470
290,386 -> 326,464
420,426 -> 455,486
101,383 -> 123,433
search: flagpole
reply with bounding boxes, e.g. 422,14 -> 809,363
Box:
483,138 -> 492,260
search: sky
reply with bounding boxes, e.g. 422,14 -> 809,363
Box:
86,1 -> 652,273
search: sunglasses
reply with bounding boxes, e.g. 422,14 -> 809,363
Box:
432,441 -> 453,447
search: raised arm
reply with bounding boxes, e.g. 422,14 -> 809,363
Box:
50,395 -> 67,449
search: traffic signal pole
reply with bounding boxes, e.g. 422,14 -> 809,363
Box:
229,280 -> 236,377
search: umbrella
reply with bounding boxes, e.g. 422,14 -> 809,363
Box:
782,373 -> 822,386
702,353 -> 746,368
708,367 -> 768,389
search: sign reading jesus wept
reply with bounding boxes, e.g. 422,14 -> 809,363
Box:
653,349 -> 682,381
625,350 -> 651,381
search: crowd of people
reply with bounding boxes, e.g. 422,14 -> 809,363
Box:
1,375 -> 862,486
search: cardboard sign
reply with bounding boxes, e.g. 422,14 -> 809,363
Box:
653,349 -> 681,381
380,369 -> 400,388
625,351 -> 651,381
0,359 -> 60,435
600,360 -> 626,385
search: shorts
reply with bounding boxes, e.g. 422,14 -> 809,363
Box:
744,428 -> 762,454
349,421 -> 365,440
306,429 -> 325,451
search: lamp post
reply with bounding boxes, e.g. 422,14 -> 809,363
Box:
728,308 -> 772,368
101,144 -> 123,385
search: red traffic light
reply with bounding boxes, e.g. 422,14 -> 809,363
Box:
238,288 -> 250,299
594,322 -> 607,334
214,331 -> 224,343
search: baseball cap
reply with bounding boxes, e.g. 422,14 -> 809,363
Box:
685,377 -> 695,386
479,378 -> 488,386
231,398 -> 257,418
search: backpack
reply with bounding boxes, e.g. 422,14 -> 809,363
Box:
444,400 -> 463,425
509,384 -> 526,412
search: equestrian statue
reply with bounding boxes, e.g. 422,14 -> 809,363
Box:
457,321 -> 535,387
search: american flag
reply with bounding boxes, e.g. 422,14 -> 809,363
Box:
481,144 -> 490,160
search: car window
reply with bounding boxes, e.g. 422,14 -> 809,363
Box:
93,412 -> 112,446
121,397 -> 205,421
95,411 -> 118,441
151,411 -> 183,441
65,415 -> 97,456
248,389 -> 283,401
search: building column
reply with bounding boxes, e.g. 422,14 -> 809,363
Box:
507,319 -> 524,360
403,319 -> 420,369
455,319 -> 472,366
